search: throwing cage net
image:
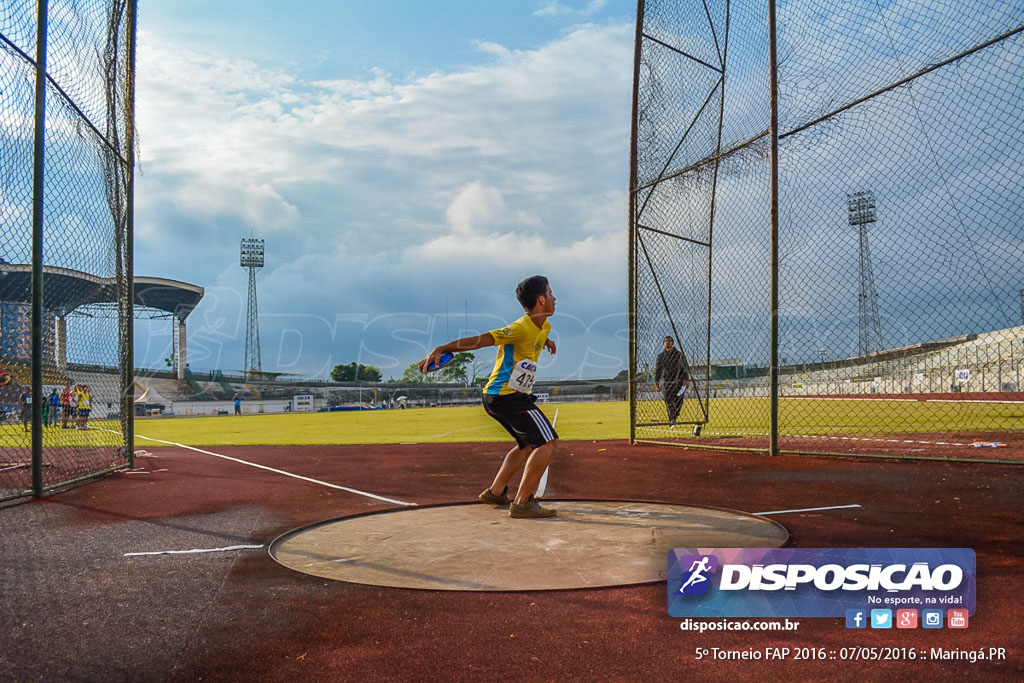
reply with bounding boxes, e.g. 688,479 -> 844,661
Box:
1,0 -> 136,501
629,0 -> 1024,462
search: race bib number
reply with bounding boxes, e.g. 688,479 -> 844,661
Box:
508,359 -> 538,393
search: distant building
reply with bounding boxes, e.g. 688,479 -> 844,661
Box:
0,302 -> 56,361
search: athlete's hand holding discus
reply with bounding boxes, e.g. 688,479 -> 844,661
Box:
419,332 -> 557,374
418,333 -> 495,374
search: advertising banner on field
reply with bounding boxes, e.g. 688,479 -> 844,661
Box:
292,394 -> 315,412
668,548 -> 975,619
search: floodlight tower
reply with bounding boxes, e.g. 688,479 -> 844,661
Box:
240,238 -> 264,378
848,191 -> 883,356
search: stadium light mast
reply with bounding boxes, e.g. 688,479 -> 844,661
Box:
240,238 -> 264,379
848,191 -> 883,356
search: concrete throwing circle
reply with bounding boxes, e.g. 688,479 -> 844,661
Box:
269,501 -> 788,592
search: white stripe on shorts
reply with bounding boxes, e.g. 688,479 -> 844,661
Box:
527,409 -> 555,443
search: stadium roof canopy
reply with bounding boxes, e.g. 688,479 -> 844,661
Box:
0,264 -> 204,320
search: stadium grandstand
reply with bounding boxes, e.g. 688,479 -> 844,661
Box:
704,326 -> 1024,400
2,264 -> 1017,419
127,324 -> 1023,418
0,264 -> 203,419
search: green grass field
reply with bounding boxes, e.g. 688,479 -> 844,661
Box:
131,402 -> 628,447
107,395 -> 1022,448
0,419 -> 124,451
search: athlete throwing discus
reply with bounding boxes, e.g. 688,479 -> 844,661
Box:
419,275 -> 559,519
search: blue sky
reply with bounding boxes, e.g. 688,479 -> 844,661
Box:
139,0 -> 634,82
133,1 -> 641,379
128,0 -> 1023,379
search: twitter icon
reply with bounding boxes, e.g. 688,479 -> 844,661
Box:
870,609 -> 892,629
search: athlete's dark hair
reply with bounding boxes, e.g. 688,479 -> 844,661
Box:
516,275 -> 549,310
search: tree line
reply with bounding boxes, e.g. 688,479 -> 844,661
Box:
329,352 -> 484,386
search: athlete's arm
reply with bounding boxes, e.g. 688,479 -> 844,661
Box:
544,338 -> 556,354
418,333 -> 495,373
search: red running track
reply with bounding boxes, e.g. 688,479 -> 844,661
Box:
0,440 -> 1021,681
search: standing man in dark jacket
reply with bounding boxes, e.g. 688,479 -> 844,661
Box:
653,336 -> 689,428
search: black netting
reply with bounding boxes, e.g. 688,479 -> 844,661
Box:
631,1 -> 1024,460
1,0 -> 134,501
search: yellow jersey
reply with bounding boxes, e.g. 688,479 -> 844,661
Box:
484,314 -> 551,395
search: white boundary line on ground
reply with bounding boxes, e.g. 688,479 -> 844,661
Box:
104,430 -> 417,507
789,434 -> 972,447
754,503 -> 862,516
787,396 -> 1024,404
417,424 -> 491,439
690,431 -> 1001,449
124,544 -> 264,557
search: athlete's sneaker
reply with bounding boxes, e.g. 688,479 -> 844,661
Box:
509,496 -> 557,519
479,486 -> 510,506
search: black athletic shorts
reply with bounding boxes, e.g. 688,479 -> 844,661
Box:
482,392 -> 558,449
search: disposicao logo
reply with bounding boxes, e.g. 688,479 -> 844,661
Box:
667,548 -> 975,619
676,555 -> 718,596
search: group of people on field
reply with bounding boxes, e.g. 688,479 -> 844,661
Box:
20,381 -> 92,432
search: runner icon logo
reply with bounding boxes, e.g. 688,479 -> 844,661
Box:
677,555 -> 718,596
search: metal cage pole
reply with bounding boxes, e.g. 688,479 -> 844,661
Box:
704,1 -> 731,435
768,0 -> 780,457
124,0 -> 137,467
627,0 -> 646,444
31,0 -> 49,496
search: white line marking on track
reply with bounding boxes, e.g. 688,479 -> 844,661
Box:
789,396 -> 1024,404
124,544 -> 264,557
754,504 -> 862,516
787,434 -> 969,447
105,430 -> 417,507
417,424 -> 490,439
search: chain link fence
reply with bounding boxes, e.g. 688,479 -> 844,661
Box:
1,0 -> 135,501
630,0 -> 1024,462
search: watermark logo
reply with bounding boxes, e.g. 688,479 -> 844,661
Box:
922,609 -> 943,628
870,609 -> 892,628
896,609 -> 918,628
676,555 -> 718,596
948,609 -> 969,629
667,548 -> 975,618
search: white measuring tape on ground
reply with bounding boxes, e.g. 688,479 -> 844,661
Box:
753,504 -> 862,516
535,408 -> 558,499
124,544 -> 264,557
100,429 -> 416,507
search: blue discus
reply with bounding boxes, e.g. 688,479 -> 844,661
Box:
426,352 -> 454,372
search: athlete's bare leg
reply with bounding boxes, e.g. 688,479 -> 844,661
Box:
490,444 -> 531,493
513,439 -> 558,505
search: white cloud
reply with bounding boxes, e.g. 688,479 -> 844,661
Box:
134,20 -> 635,376
534,1 -> 609,18
173,177 -> 301,232
441,181 -> 550,239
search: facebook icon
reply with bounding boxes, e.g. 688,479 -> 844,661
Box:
846,609 -> 867,629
